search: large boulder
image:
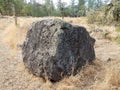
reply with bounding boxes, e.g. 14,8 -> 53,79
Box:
22,19 -> 95,82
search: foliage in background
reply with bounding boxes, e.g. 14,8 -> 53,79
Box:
0,0 -> 108,17
87,0 -> 120,25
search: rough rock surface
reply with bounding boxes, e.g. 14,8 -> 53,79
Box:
22,19 -> 95,82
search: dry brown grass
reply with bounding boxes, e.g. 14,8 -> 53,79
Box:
2,24 -> 28,50
1,17 -> 33,50
2,23 -> 19,49
92,60 -> 120,90
23,59 -> 119,90
0,17 -> 119,90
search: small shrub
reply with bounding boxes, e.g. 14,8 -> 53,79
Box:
87,10 -> 96,24
87,9 -> 105,24
115,26 -> 120,32
113,37 -> 120,43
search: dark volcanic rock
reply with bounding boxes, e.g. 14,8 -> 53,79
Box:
22,19 -> 95,82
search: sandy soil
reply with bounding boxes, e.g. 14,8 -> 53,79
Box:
0,17 -> 119,90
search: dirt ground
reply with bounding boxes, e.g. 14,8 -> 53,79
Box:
0,16 -> 120,90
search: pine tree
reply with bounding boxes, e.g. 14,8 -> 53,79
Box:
57,0 -> 65,19
70,0 -> 75,16
44,0 -> 55,16
78,0 -> 86,16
